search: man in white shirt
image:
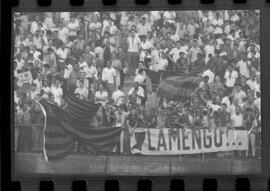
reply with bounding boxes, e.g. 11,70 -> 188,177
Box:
74,80 -> 88,101
128,82 -> 144,106
33,73 -> 43,94
51,80 -> 63,106
231,106 -> 244,128
232,83 -> 246,106
169,40 -> 188,63
111,86 -> 125,106
189,40 -> 202,63
134,68 -> 145,86
78,56 -> 88,71
127,29 -> 141,75
95,83 -> 109,106
246,72 -> 260,92
202,67 -> 215,83
204,40 -> 215,63
237,54 -> 250,78
58,22 -> 69,44
56,43 -> 69,64
224,64 -> 238,89
63,61 -> 73,97
67,17 -> 79,41
137,17 -> 151,37
102,61 -> 116,97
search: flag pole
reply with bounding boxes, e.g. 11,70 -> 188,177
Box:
36,100 -> 48,162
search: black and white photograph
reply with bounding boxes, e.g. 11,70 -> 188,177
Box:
13,10 -> 261,175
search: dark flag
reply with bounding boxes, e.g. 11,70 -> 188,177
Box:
145,69 -> 161,92
39,99 -> 122,160
66,96 -> 101,126
157,76 -> 202,102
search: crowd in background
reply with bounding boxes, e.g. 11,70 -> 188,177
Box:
13,10 -> 260,157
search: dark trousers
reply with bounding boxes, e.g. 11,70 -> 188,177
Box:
69,84 -> 76,96
127,52 -> 139,76
63,79 -> 69,98
132,131 -> 146,150
120,70 -> 125,88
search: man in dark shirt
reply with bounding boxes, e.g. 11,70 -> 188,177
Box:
191,53 -> 205,74
176,52 -> 188,71
217,103 -> 231,127
145,108 -> 158,128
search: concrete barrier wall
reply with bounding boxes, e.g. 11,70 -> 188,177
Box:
14,153 -> 261,176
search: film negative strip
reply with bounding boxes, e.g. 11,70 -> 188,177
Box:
1,0 -> 270,190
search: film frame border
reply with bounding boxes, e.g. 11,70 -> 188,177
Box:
2,0 -> 270,190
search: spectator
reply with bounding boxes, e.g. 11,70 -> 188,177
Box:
95,83 -> 109,106
102,60 -> 116,96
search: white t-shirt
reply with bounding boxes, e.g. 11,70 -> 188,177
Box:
102,67 -> 116,84
157,59 -> 168,71
137,23 -> 151,36
94,46 -> 104,60
89,22 -> 102,30
246,79 -> 260,92
63,64 -> 73,79
127,36 -> 141,53
74,87 -> 88,100
33,79 -> 42,93
231,113 -> 243,127
128,87 -> 144,105
202,69 -> 215,83
224,70 -> 238,87
111,90 -> 125,105
58,27 -> 69,43
67,21 -> 79,36
51,86 -> 63,106
56,48 -> 68,61
204,45 -> 215,63
95,91 -> 108,106
221,96 -> 231,112
233,90 -> 246,105
85,65 -> 97,79
30,21 -> 38,34
237,60 -> 250,78
134,74 -> 145,85
169,47 -> 182,62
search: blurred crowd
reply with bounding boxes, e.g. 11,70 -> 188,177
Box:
14,10 -> 260,157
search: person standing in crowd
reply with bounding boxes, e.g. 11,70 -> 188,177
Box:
127,29 -> 141,75
102,60 -> 116,97
112,86 -> 125,106
17,103 -> 33,152
111,52 -> 122,88
74,80 -> 88,101
128,82 -> 145,106
51,79 -> 63,106
68,63 -> 80,96
95,83 -> 109,106
224,64 -> 239,92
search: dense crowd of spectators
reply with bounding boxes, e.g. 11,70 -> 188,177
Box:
14,11 -> 260,157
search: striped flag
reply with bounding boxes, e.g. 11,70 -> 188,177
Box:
157,76 -> 202,102
66,96 -> 101,126
39,99 -> 122,161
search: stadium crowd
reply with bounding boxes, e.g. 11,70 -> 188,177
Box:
14,10 -> 260,157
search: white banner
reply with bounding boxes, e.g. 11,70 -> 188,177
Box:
130,128 -> 248,155
17,71 -> 33,86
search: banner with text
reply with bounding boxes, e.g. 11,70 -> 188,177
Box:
17,71 -> 33,86
130,128 -> 248,155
